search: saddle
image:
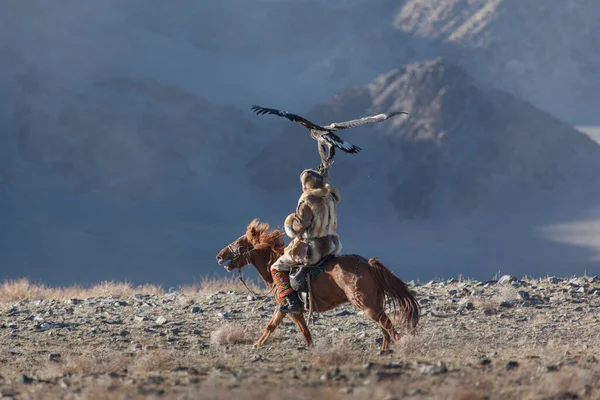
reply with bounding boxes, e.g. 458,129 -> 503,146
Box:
289,254 -> 336,305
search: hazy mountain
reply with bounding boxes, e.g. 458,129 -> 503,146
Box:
323,0 -> 600,125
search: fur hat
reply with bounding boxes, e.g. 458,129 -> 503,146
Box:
300,169 -> 326,189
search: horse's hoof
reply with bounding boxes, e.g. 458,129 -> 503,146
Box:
252,343 -> 261,349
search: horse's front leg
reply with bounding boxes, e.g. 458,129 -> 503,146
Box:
288,312 -> 313,349
253,309 -> 286,349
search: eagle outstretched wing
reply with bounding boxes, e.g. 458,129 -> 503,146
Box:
321,132 -> 361,154
251,105 -> 324,130
324,111 -> 408,131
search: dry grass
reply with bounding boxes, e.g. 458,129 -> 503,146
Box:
396,332 -> 428,358
210,323 -> 255,346
0,278 -> 164,303
497,285 -> 520,303
40,349 -> 178,379
131,349 -> 177,374
25,384 -> 346,400
41,351 -> 132,379
179,274 -> 266,296
0,275 -> 271,303
468,286 -> 520,311
540,368 -> 595,397
308,340 -> 356,367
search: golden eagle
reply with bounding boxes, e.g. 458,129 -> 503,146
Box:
251,105 -> 408,169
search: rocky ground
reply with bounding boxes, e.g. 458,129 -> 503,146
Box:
1,275 -> 599,400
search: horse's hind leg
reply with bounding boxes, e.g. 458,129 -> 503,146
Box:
354,293 -> 400,350
363,306 -> 400,350
288,313 -> 313,349
381,328 -> 391,351
253,309 -> 285,349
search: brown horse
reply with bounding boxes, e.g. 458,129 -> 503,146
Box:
215,219 -> 420,350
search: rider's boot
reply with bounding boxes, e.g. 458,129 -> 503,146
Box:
280,291 -> 303,314
271,269 -> 303,314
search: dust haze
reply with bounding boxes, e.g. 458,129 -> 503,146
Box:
1,0 -> 600,287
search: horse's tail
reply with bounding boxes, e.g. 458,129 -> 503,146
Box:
366,257 -> 420,330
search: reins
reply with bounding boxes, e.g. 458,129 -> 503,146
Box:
237,269 -> 260,297
227,232 -> 284,299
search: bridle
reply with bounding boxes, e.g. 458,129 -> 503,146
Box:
226,241 -> 255,268
226,240 -> 260,296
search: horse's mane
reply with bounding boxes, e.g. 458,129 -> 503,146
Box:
245,218 -> 285,265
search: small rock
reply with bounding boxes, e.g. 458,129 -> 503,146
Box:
552,392 -> 579,399
218,312 -> 231,319
499,301 -> 513,308
363,362 -> 373,370
134,316 -> 146,323
447,290 -> 458,296
518,291 -> 530,300
39,322 -> 52,331
477,358 -> 491,366
568,278 -> 586,287
190,306 -> 202,314
119,330 -> 130,337
67,298 -> 82,305
580,385 -> 592,397
0,389 -> 20,398
15,374 -> 33,384
420,362 -> 447,375
146,375 -> 165,385
192,329 -> 202,335
385,362 -> 406,369
463,302 -> 474,310
539,365 -> 560,373
505,361 -> 519,370
498,275 -> 517,285
155,316 -> 168,325
574,306 -> 584,312
48,353 -> 61,362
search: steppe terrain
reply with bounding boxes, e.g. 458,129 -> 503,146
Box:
1,275 -> 599,399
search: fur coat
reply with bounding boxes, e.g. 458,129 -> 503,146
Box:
283,183 -> 342,265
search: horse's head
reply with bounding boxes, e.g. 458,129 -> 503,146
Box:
215,234 -> 254,272
216,219 -> 285,272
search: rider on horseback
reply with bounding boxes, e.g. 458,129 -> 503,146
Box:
270,168 -> 342,314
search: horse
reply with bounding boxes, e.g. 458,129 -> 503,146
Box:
215,218 -> 420,350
